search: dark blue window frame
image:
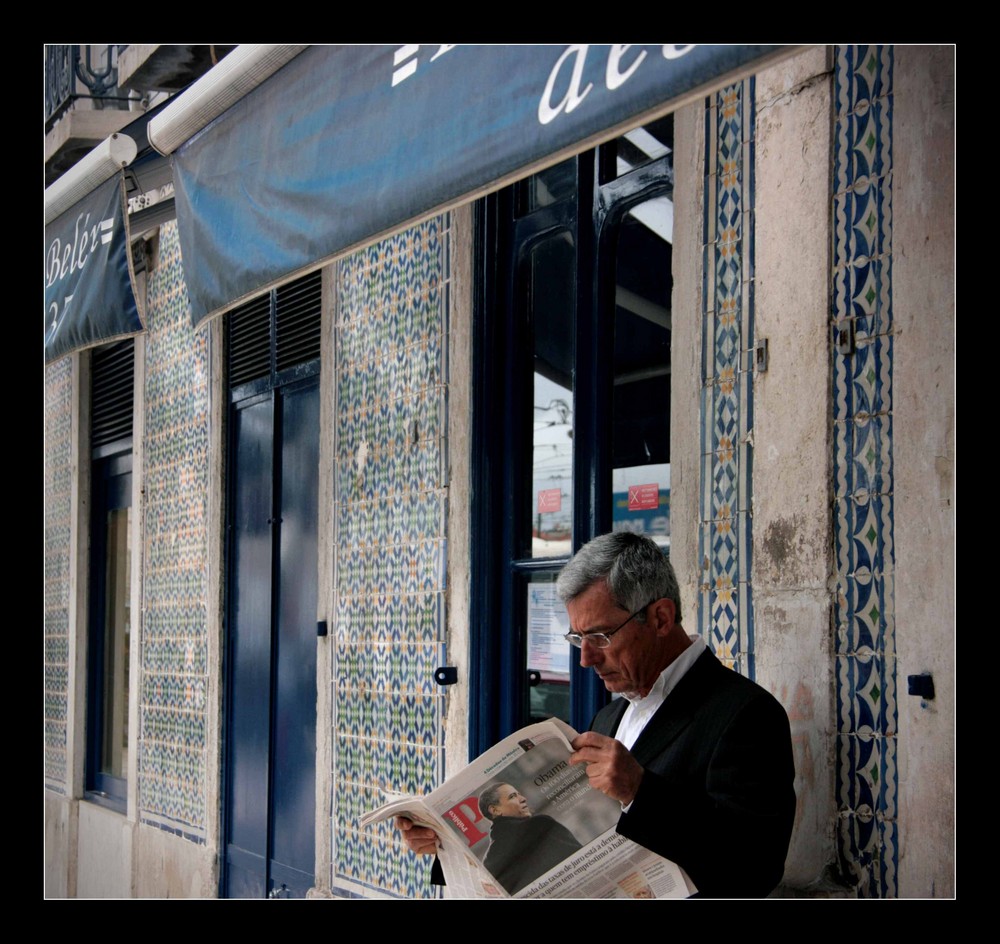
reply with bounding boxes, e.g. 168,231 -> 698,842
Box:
86,338 -> 136,811
470,137 -> 675,756
86,448 -> 133,809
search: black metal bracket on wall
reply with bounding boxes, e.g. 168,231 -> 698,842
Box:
434,666 -> 458,686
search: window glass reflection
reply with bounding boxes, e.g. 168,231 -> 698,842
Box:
612,114 -> 673,180
519,156 -> 576,214
527,233 -> 575,559
525,574 -> 571,725
611,195 -> 673,550
101,506 -> 131,779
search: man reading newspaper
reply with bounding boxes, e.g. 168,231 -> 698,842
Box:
398,532 -> 796,898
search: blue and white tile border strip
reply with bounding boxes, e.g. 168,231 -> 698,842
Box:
699,79 -> 756,679
832,44 -> 897,899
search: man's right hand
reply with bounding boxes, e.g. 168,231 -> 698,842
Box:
394,816 -> 440,856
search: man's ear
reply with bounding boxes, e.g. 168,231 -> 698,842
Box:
651,598 -> 676,635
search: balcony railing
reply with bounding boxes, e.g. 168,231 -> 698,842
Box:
45,45 -> 131,129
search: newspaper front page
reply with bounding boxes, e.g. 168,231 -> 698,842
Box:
361,720 -> 696,899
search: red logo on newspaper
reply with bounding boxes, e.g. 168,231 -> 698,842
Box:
628,484 -> 659,511
443,797 -> 488,846
538,488 -> 562,513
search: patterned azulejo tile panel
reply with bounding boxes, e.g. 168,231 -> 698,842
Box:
832,177 -> 892,283
337,282 -> 446,373
137,739 -> 208,831
834,572 -> 895,658
698,81 -> 755,673
333,826 -> 440,899
332,216 -> 451,898
835,653 -> 897,738
44,357 -> 74,789
337,489 -> 446,552
332,728 -> 445,899
833,493 -> 893,582
335,689 -> 443,745
832,45 -> 896,897
336,433 -> 446,506
832,342 -> 894,459
138,221 -> 210,841
336,641 -> 446,699
835,732 -> 898,897
334,734 -> 442,797
336,539 -> 446,598
335,589 -> 444,645
337,219 -> 445,306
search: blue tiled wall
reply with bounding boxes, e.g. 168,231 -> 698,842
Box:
44,356 -> 74,791
331,217 -> 451,898
138,221 -> 211,841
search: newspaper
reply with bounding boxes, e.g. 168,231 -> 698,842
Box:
360,719 -> 697,899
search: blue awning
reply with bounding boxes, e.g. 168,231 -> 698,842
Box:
170,44 -> 791,326
44,171 -> 142,364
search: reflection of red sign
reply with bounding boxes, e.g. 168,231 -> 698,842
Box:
628,484 -> 659,511
538,488 -> 562,513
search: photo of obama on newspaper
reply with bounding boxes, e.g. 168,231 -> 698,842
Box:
439,737 -> 620,895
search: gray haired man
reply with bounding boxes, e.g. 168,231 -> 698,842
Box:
398,531 -> 795,897
562,531 -> 795,897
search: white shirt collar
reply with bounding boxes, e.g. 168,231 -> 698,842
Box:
615,635 -> 706,751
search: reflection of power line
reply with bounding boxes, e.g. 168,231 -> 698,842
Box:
533,421 -> 572,430
534,399 -> 571,424
533,443 -> 571,455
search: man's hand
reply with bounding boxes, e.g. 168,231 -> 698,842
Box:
394,816 -> 440,856
569,732 -> 644,806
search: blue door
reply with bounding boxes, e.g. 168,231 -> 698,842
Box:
224,378 -> 319,898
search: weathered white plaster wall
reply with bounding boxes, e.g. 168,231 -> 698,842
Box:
444,203 -> 473,778
76,797 -> 215,899
674,49 -> 839,892
751,47 -> 837,889
77,803 -> 133,898
670,96 -> 704,625
134,824 -> 217,897
203,316 -> 226,869
891,45 -> 955,899
314,263 -> 338,896
44,793 -> 75,898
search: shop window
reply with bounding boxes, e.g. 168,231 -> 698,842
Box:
86,339 -> 135,808
471,116 -> 674,751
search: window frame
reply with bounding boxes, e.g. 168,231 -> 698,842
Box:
470,139 -> 676,756
84,340 -> 137,811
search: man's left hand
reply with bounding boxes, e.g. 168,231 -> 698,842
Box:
569,732 -> 644,806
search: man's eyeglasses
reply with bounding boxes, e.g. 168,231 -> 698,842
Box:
564,600 -> 656,650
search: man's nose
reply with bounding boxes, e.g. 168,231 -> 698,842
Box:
578,638 -> 602,668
